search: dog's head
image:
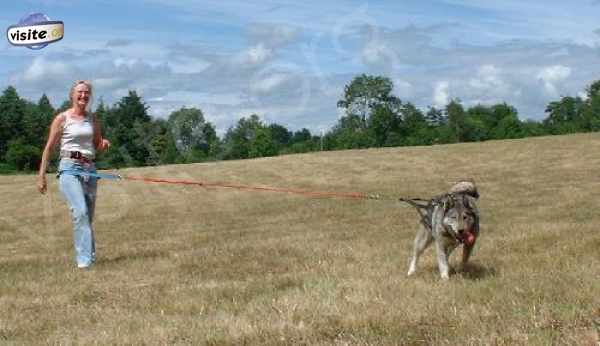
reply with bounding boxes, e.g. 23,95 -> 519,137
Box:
442,194 -> 478,245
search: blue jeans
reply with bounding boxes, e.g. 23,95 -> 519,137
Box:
58,159 -> 98,267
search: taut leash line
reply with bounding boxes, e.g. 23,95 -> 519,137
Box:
123,175 -> 396,201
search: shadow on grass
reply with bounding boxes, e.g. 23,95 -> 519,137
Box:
457,262 -> 498,280
100,249 -> 168,265
405,262 -> 497,281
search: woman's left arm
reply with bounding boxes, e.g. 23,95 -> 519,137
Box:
93,116 -> 111,152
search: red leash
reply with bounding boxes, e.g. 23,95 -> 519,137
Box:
124,175 -> 384,200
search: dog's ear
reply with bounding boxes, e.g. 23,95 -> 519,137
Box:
464,195 -> 479,217
442,194 -> 455,211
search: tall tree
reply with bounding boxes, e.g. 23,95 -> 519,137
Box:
21,94 -> 55,149
544,96 -> 584,134
291,128 -> 312,143
269,123 -> 292,149
489,104 -> 522,139
148,118 -> 180,164
285,128 -> 318,153
464,105 -> 492,141
223,114 -> 277,159
425,106 -> 446,126
580,80 -> 600,131
398,103 -> 430,146
4,138 -> 40,171
102,91 -> 153,166
38,94 -> 55,130
337,74 -> 401,127
328,114 -> 373,149
333,74 -> 404,149
445,99 -> 466,142
586,80 -> 600,100
168,107 -> 217,162
0,86 -> 26,159
368,105 -> 402,147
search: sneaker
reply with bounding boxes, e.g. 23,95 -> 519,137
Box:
77,263 -> 91,269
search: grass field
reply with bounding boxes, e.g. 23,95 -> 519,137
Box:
1,133 -> 599,345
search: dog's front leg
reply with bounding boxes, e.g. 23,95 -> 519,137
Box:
435,240 -> 452,280
460,222 -> 479,271
407,225 -> 432,276
459,243 -> 474,271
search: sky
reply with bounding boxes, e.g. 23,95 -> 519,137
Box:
1,0 -> 600,134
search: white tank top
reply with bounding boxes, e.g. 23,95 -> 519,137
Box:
60,110 -> 96,159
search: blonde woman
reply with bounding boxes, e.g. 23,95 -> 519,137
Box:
37,80 -> 111,268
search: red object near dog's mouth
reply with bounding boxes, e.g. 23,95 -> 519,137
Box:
462,231 -> 476,246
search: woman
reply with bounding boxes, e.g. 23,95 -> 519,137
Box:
37,80 -> 111,268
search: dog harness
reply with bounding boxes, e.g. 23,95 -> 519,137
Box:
400,193 -> 473,244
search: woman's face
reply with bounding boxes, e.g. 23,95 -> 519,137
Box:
72,83 -> 91,108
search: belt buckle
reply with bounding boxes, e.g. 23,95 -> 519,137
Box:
70,151 -> 82,160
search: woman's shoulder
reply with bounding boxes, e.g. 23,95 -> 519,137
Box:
52,110 -> 69,126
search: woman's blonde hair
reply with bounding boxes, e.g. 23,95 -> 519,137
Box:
69,80 -> 93,112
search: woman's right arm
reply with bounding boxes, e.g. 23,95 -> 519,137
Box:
37,114 -> 65,194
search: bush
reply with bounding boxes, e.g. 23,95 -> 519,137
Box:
0,162 -> 17,174
4,139 -> 41,171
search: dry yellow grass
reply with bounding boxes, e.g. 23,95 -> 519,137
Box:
1,133 -> 599,345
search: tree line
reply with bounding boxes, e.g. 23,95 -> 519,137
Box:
0,75 -> 599,173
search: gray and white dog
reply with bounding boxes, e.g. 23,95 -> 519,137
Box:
402,181 -> 480,280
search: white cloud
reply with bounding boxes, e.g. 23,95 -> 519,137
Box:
361,40 -> 399,67
433,81 -> 450,108
92,77 -> 125,89
247,23 -> 301,48
109,42 -> 169,61
470,65 -> 502,89
234,43 -> 273,65
20,56 -> 74,83
537,65 -> 572,82
250,73 -> 289,94
159,91 -> 245,105
393,79 -> 413,99
113,57 -> 138,68
464,64 -> 512,104
577,91 -> 589,101
168,56 -> 210,74
537,65 -> 571,96
105,39 -> 133,47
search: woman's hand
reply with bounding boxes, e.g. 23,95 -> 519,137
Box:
37,174 -> 47,194
98,138 -> 111,152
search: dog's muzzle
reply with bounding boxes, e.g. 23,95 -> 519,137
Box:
458,229 -> 476,246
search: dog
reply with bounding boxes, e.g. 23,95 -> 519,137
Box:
402,181 -> 480,280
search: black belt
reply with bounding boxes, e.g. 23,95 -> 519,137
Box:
60,150 -> 94,163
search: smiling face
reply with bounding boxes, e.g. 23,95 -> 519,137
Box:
70,80 -> 92,110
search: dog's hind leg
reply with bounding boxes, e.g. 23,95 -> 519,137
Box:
407,225 -> 432,277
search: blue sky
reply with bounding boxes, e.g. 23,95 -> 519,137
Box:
2,0 -> 600,134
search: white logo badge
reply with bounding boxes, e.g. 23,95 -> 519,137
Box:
7,13 -> 64,50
